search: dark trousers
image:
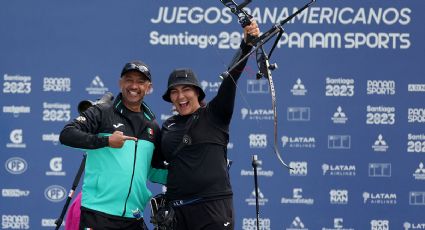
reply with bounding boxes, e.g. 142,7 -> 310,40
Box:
79,208 -> 148,230
173,198 -> 234,230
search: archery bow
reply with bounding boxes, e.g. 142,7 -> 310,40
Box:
219,0 -> 316,170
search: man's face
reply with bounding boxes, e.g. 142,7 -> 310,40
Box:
119,70 -> 151,110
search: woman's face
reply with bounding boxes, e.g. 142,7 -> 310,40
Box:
169,85 -> 201,116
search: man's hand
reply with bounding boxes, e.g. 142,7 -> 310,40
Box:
243,20 -> 260,45
108,131 -> 137,148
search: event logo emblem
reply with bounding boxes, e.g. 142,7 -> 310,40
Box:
43,77 -> 71,92
289,162 -> 308,176
322,164 -> 356,176
44,185 -> 66,202
85,75 -> 109,95
3,74 -> 31,94
366,105 -> 396,125
291,78 -> 307,96
407,133 -> 425,153
281,188 -> 314,205
46,157 -> 66,176
247,79 -> 269,94
200,80 -> 221,92
408,108 -> 425,123
1,215 -> 30,229
330,189 -> 348,204
287,107 -> 310,121
363,192 -> 397,205
371,220 -> 389,230
331,106 -> 348,124
367,80 -> 395,95
245,188 -> 268,206
249,134 -> 267,148
2,105 -> 30,118
413,162 -> 425,180
372,134 -> 389,152
6,129 -> 26,148
409,192 -> 425,205
286,216 -> 307,230
403,222 -> 425,230
5,157 -> 27,175
328,135 -> 351,149
369,163 -> 391,177
325,77 -> 354,97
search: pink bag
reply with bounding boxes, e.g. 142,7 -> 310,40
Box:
65,192 -> 82,230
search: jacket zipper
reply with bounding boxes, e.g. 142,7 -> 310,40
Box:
121,140 -> 138,217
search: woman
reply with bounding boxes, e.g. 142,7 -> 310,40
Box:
160,21 -> 260,229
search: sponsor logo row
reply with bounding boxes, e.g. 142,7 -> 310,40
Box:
3,75 -> 425,95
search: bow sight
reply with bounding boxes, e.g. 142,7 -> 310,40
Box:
219,0 -> 317,170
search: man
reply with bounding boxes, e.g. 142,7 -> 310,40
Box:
60,60 -> 167,229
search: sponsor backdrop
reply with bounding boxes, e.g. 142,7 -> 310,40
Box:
1,0 -> 424,229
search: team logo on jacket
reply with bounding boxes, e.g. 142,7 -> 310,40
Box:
147,128 -> 154,139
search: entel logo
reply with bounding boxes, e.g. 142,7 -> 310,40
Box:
44,185 -> 66,202
5,157 -> 27,174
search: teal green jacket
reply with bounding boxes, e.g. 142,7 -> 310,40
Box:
60,93 -> 167,218
84,138 -> 167,217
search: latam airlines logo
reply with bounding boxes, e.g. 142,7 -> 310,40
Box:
6,129 -> 26,148
241,108 -> 273,120
404,222 -> 425,230
282,136 -> 316,149
372,134 -> 389,152
200,80 -> 221,92
291,78 -> 307,96
85,75 -> 109,95
363,192 -> 397,205
322,164 -> 356,176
